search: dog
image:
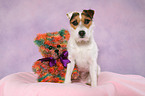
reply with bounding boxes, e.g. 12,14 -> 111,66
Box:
64,9 -> 101,87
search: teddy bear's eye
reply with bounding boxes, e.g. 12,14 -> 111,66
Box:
48,46 -> 53,50
57,45 -> 61,48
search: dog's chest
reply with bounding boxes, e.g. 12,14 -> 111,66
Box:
73,46 -> 91,71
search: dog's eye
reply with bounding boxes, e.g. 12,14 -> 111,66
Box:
72,20 -> 78,26
84,19 -> 90,24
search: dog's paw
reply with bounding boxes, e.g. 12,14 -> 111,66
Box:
91,81 -> 97,87
64,80 -> 71,84
91,84 -> 97,87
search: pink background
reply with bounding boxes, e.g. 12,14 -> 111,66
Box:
0,0 -> 145,79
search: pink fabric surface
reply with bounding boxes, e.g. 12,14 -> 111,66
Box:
0,72 -> 145,96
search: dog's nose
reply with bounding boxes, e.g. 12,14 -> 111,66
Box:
79,30 -> 85,38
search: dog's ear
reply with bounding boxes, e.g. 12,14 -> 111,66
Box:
82,9 -> 95,19
66,12 -> 74,19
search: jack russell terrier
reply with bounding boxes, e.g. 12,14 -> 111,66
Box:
64,9 -> 101,87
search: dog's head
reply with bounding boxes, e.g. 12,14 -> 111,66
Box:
67,9 -> 95,42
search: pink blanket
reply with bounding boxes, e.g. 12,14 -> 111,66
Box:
0,72 -> 145,96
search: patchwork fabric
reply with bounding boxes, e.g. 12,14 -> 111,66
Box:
32,29 -> 79,83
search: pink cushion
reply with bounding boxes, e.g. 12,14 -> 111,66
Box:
0,72 -> 145,96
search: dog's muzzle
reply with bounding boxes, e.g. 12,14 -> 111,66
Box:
79,30 -> 86,38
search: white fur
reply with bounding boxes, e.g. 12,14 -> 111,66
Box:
65,11 -> 101,87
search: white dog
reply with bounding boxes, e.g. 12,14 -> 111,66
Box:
64,9 -> 101,87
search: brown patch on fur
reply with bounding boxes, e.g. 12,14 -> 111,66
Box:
82,9 -> 94,19
70,13 -> 80,29
81,15 -> 92,28
81,9 -> 94,29
70,12 -> 79,22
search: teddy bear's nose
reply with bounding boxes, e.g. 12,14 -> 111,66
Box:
55,49 -> 59,54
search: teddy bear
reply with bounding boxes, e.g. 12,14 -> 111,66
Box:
32,29 -> 79,83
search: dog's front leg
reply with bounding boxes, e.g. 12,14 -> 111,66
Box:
89,59 -> 97,87
64,57 -> 75,84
